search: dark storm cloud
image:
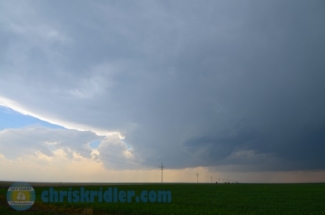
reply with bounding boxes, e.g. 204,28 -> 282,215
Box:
0,0 -> 325,171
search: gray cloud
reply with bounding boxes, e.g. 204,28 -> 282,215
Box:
0,0 -> 325,171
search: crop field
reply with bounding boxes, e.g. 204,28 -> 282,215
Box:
1,182 -> 325,215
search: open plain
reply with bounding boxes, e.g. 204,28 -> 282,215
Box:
1,182 -> 325,215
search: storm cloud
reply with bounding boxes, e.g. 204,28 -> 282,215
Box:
0,0 -> 325,172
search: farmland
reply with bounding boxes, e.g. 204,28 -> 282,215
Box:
1,182 -> 325,214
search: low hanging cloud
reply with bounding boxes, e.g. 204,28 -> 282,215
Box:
0,126 -> 100,159
0,126 -> 140,170
97,134 -> 139,170
0,0 -> 325,173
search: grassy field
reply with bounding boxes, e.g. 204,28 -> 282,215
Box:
1,183 -> 325,214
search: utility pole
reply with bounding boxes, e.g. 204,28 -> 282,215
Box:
160,163 -> 165,183
196,172 -> 199,183
211,176 -> 212,183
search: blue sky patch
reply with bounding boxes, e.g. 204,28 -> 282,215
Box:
0,106 -> 64,130
89,140 -> 101,149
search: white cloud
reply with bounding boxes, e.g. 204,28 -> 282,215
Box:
0,126 -> 137,172
97,134 -> 138,170
0,126 -> 101,160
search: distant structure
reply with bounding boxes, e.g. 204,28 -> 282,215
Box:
196,172 -> 199,183
159,163 -> 165,183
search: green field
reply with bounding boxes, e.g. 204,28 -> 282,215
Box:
1,183 -> 325,214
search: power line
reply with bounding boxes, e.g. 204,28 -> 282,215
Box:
159,163 -> 165,183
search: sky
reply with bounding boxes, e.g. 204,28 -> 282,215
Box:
1,0 -> 325,183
